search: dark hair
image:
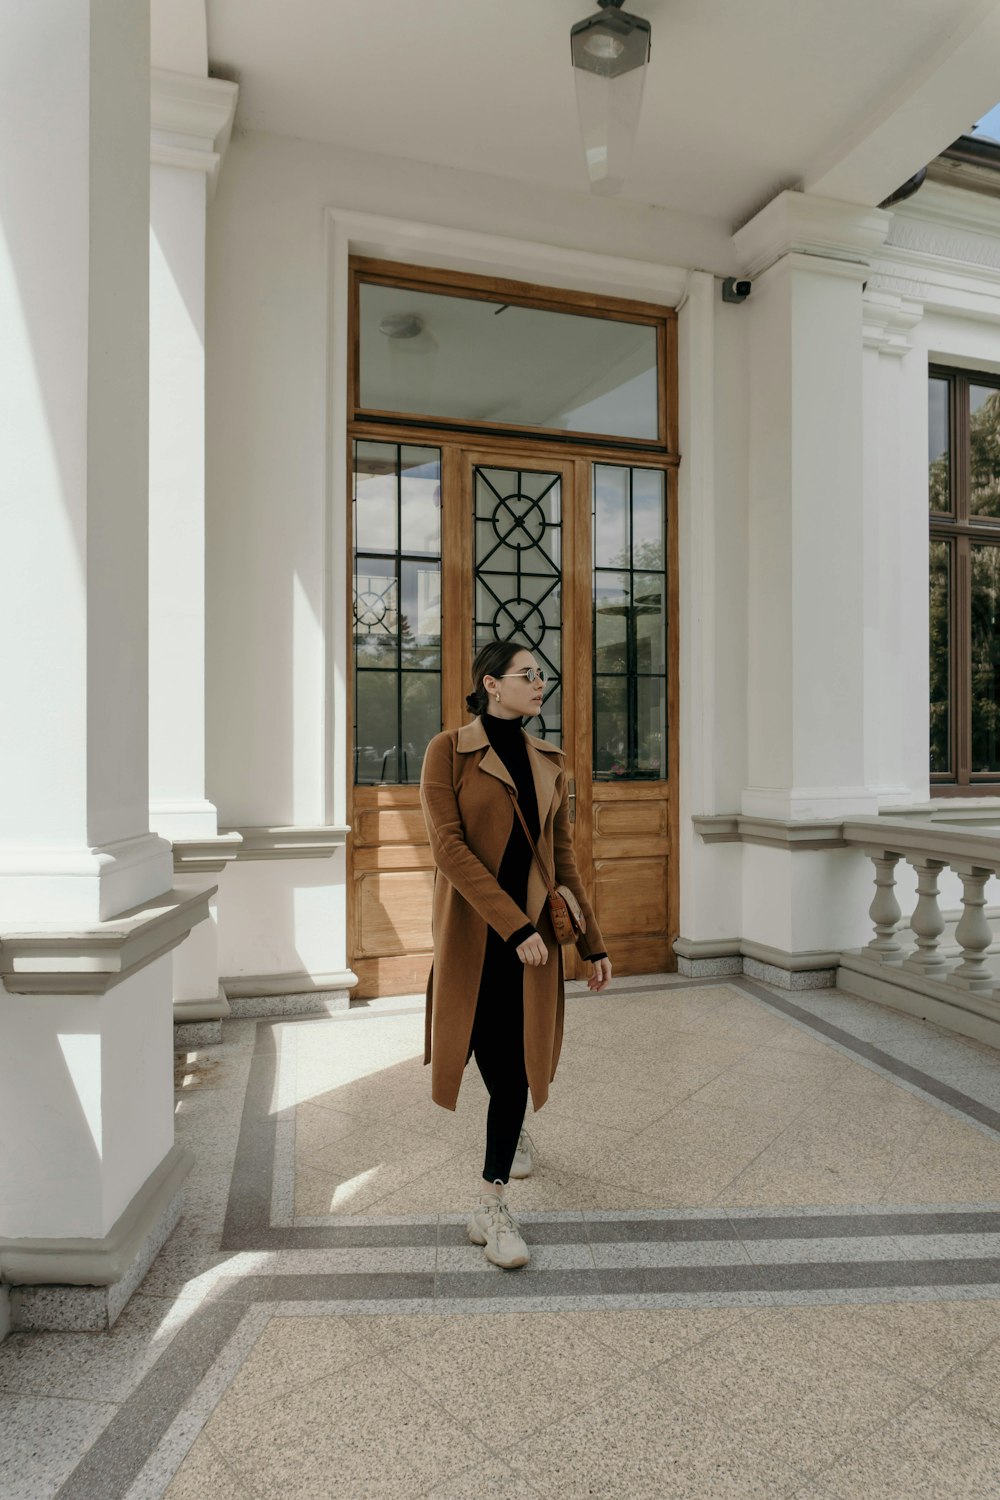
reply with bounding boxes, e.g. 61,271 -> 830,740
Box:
465,639 -> 523,715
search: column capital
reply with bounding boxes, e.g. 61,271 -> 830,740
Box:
733,190 -> 892,281
151,68 -> 238,197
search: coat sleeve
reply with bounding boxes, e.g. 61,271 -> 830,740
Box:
550,768 -> 609,963
420,734 -> 532,942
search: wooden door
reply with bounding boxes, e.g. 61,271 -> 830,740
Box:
348,439 -> 676,996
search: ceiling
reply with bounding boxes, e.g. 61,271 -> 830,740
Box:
204,0 -> 1000,228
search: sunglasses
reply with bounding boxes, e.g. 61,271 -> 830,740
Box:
500,668 -> 546,684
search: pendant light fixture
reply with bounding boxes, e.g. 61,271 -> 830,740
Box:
570,0 -> 651,196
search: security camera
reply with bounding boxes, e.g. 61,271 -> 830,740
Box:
721,278 -> 752,303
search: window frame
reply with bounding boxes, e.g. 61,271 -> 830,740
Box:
930,363 -> 1000,794
349,256 -> 677,456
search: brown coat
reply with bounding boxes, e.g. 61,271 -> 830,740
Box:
419,717 -> 606,1112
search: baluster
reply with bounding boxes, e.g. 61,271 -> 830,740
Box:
949,864 -> 994,994
862,851 -> 905,962
901,857 -> 947,976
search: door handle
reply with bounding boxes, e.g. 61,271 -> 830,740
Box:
568,777 -> 576,824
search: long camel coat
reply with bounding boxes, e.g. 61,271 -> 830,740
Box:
419,717 -> 606,1112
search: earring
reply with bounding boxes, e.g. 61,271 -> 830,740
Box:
494,691 -> 501,703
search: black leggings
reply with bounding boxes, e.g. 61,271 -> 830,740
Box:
467,939 -> 529,1185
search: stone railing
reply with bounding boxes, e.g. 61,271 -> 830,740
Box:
841,815 -> 1000,1041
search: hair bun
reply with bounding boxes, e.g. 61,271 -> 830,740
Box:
465,691 -> 482,713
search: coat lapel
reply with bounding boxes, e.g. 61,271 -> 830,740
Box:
456,717 -> 562,825
524,730 -> 562,835
455,716 -> 515,791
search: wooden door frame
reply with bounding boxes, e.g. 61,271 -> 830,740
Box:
346,430 -> 680,987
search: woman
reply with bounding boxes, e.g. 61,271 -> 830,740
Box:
419,640 -> 612,1269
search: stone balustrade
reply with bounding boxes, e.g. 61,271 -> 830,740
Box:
840,816 -> 1000,1043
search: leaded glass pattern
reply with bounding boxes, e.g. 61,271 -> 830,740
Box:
929,539 -> 951,776
473,465 -> 562,743
353,441 -> 442,783
593,466 -> 667,779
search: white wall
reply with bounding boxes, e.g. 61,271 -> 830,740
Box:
204,128 -> 746,980
206,133 -> 1000,974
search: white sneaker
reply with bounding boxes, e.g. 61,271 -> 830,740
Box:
467,1185 -> 530,1269
510,1128 -> 535,1179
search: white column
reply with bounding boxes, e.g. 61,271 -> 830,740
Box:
149,70 -> 236,842
0,1 -> 172,925
861,288 -> 925,806
148,71 -> 238,1020
734,193 -> 892,823
733,194 -> 893,961
0,4 -> 202,1312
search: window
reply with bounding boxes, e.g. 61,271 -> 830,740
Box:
353,442 -> 442,784
353,261 -> 669,449
593,465 -> 667,779
929,367 -> 1000,789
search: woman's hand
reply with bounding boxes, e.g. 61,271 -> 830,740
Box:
516,933 -> 549,966
587,957 -> 612,992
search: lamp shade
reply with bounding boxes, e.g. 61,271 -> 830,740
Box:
571,4 -> 651,196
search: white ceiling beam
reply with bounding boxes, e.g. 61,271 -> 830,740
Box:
803,0 -> 1000,207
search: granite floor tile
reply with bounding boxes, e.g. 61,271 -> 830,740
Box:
651,1308 -> 923,1479
743,1235 -> 907,1265
540,1079 -> 674,1130
220,1313 -> 375,1408
437,1243 -> 592,1274
935,1335 -> 1000,1429
341,1311 -> 465,1351
436,1269 -> 603,1299
512,1371 -> 803,1499
781,1299 -> 1000,1387
0,1294 -> 183,1403
204,1352 -> 489,1499
887,1113 -> 1000,1202
0,1392 -> 117,1500
295,1129 -> 461,1197
565,1305 -> 747,1370
385,1311 -> 638,1445
162,1434 -> 253,1499
815,1391 -> 1000,1499
893,1231 -> 1000,1259
590,1240 -> 751,1270
174,1048 -> 250,1094
424,1457 -> 544,1498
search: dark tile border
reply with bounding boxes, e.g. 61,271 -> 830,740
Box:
736,976 -> 1000,1137
222,976 -> 1000,1253
55,1297 -> 247,1499
50,976 -> 1000,1500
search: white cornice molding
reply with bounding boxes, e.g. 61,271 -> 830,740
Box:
733,191 -> 891,281
324,206 -> 690,306
871,242 -> 1000,324
891,180 -> 1000,243
150,69 -> 238,197
220,825 -> 350,860
862,288 -> 924,356
171,831 -> 243,875
0,885 -> 216,995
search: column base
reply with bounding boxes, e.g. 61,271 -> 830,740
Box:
1,1145 -> 192,1332
222,969 -> 357,1019
174,987 -> 231,1047
673,936 -> 839,989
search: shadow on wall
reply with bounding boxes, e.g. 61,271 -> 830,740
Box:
216,857 -> 347,988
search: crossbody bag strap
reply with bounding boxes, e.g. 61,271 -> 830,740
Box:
505,787 -> 556,896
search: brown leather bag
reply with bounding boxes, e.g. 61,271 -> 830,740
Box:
506,789 -> 586,945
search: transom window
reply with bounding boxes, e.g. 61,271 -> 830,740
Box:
929,366 -> 1000,790
352,259 -> 669,450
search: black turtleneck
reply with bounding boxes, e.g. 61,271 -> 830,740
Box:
481,713 -> 606,963
482,713 -> 538,949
